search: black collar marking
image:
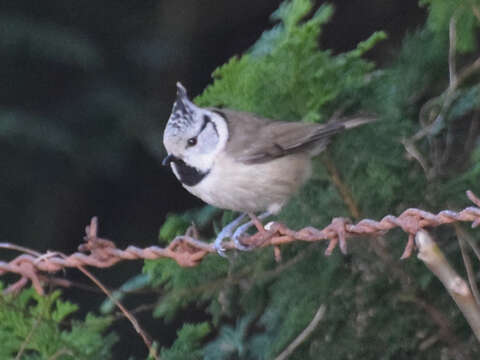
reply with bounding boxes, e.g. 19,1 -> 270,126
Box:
171,156 -> 209,186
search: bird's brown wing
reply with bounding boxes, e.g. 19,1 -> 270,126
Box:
216,108 -> 346,164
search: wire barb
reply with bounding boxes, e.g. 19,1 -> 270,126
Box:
1,191 -> 480,294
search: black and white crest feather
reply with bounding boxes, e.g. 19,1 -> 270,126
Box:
165,82 -> 197,134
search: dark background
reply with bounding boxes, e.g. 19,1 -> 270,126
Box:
0,0 -> 425,356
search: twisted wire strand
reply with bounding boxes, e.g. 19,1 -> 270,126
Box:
1,190 -> 480,295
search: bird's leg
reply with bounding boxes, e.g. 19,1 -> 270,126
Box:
233,211 -> 272,251
214,213 -> 247,256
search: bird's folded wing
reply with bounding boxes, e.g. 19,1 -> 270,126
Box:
218,108 -> 346,164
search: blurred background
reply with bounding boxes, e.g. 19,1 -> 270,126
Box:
1,0 -> 427,357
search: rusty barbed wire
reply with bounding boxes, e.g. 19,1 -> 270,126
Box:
1,190 -> 480,295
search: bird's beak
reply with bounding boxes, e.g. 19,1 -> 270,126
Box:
162,154 -> 175,166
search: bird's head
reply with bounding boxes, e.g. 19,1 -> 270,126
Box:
163,82 -> 228,184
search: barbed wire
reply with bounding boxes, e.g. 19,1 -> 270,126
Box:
1,190 -> 480,295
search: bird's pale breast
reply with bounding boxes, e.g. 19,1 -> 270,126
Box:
184,152 -> 312,213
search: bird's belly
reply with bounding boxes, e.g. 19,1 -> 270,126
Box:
184,153 -> 311,213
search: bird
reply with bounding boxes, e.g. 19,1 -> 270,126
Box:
163,82 -> 374,255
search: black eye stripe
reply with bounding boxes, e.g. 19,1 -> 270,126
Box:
185,114 -> 218,149
202,114 -> 219,136
200,115 -> 211,132
195,114 -> 218,138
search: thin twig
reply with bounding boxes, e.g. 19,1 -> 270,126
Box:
406,52 -> 480,157
455,56 -> 480,88
48,348 -> 74,360
275,304 -> 326,360
75,264 -> 159,360
15,317 -> 41,360
419,333 -> 440,351
458,225 -> 480,261
111,303 -> 157,322
322,153 -> 360,219
464,112 -> 480,154
448,15 -> 457,89
455,225 -> 480,306
411,295 -> 468,359
402,138 -> 431,176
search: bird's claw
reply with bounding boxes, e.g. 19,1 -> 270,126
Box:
213,230 -> 250,256
232,221 -> 255,251
214,241 -> 227,257
233,234 -> 251,251
213,212 -> 271,256
213,213 -> 247,257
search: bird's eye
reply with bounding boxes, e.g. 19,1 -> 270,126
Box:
187,137 -> 197,147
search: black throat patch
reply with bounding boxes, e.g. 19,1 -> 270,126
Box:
171,157 -> 209,186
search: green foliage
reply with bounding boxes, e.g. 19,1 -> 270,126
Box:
143,255 -> 229,320
448,83 -> 480,120
158,214 -> 190,243
203,315 -> 253,359
196,1 -> 386,123
159,206 -> 220,243
0,286 -> 117,359
420,0 -> 480,53
160,322 -> 210,360
329,29 -> 446,217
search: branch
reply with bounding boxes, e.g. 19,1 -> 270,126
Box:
448,15 -> 457,89
415,230 -> 480,341
322,154 -> 361,219
15,317 -> 41,360
410,295 -> 467,358
75,264 -> 158,360
275,304 -> 326,360
455,225 -> 480,306
1,191 -> 480,295
403,29 -> 480,174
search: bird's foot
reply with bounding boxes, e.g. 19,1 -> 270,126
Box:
214,213 -> 246,257
233,212 -> 272,251
324,217 -> 351,255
